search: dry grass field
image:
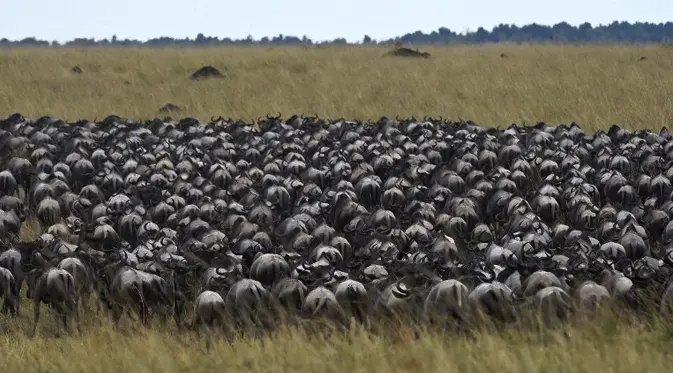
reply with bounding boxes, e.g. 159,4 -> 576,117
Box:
0,45 -> 672,130
1,305 -> 672,373
3,44 -> 673,372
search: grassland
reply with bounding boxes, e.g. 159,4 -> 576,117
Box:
0,306 -> 670,373
3,44 -> 673,372
0,45 -> 672,130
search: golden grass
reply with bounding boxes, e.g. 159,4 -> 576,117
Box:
0,45 -> 672,131
0,305 -> 671,373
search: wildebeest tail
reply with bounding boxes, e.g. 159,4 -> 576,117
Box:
249,283 -> 267,307
3,257 -> 21,295
128,282 -> 145,309
9,277 -> 17,297
206,300 -> 224,322
346,285 -> 360,301
312,296 -> 329,317
59,272 -> 77,306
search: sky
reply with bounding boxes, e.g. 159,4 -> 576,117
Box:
3,0 -> 670,43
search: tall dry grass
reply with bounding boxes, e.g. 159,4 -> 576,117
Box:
0,305 -> 671,373
0,45 -> 672,130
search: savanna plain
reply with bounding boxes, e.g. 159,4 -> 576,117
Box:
1,45 -> 673,129
1,45 -> 673,373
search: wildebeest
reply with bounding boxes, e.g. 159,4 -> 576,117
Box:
423,279 -> 469,326
0,112 -> 671,339
191,290 -> 226,337
57,257 -> 93,310
303,286 -> 347,326
25,267 -> 79,336
225,278 -> 273,331
97,259 -> 171,327
0,267 -> 18,314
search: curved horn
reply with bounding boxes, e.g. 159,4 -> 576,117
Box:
483,262 -> 496,281
215,267 -> 230,276
505,252 -> 519,269
393,278 -> 412,298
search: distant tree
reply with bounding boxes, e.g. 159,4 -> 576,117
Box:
3,21 -> 673,48
475,27 -> 489,43
438,27 -> 451,36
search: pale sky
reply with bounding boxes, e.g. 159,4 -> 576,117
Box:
3,0 -> 669,43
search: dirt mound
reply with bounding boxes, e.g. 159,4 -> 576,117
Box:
190,65 -> 223,80
387,47 -> 431,58
159,103 -> 181,113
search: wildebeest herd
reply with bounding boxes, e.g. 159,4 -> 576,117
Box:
0,112 -> 672,338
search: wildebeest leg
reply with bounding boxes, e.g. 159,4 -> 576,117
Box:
144,304 -> 153,327
135,302 -> 150,327
2,296 -> 9,314
174,300 -> 185,330
62,312 -> 69,331
159,314 -> 168,328
80,289 -> 91,313
111,305 -> 123,329
8,297 -> 17,316
48,303 -> 67,335
30,301 -> 41,337
154,306 -> 168,329
195,318 -> 202,339
202,321 -> 213,351
541,299 -> 557,329
69,297 -> 80,335
75,307 -> 82,335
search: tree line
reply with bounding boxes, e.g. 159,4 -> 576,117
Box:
2,21 -> 673,47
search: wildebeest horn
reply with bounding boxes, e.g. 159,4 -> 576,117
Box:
505,252 -> 519,268
215,267 -> 230,276
393,280 -> 411,298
